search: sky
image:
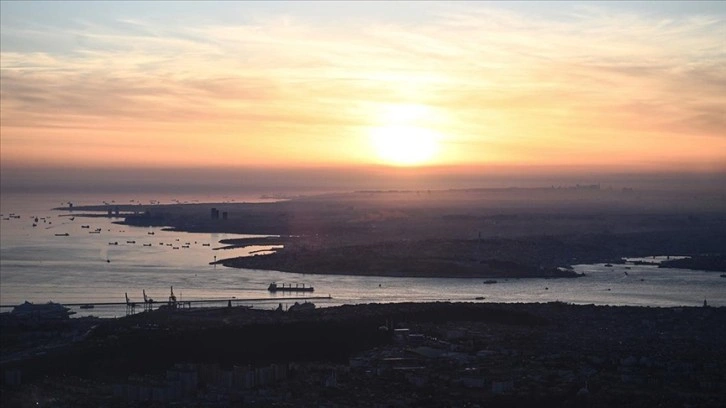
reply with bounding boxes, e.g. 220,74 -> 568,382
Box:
1,1 -> 725,191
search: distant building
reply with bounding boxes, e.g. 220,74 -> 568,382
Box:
288,301 -> 316,312
11,301 -> 75,320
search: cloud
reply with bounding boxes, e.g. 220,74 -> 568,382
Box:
1,2 -> 724,170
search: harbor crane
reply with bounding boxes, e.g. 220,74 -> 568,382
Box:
124,292 -> 136,315
143,290 -> 154,312
168,286 -> 177,308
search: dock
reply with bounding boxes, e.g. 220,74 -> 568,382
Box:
0,295 -> 332,310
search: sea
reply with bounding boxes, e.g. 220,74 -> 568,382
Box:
1,191 -> 725,318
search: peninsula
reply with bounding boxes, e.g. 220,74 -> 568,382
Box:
61,188 -> 726,278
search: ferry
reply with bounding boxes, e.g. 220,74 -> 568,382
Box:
268,282 -> 314,292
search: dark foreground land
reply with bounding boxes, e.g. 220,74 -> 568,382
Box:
2,302 -> 725,407
64,187 -> 726,276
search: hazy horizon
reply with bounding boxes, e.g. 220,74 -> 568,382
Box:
2,165 -> 725,196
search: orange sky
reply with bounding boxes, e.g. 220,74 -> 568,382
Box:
1,2 -> 725,174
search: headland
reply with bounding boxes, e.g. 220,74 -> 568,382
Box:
60,188 -> 726,277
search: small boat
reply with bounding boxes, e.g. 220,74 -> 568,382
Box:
126,240 -> 136,244
55,233 -> 69,237
109,242 -> 118,245
720,274 -> 726,278
483,280 -> 497,284
605,264 -> 613,267
143,243 -> 152,247
202,243 -> 211,246
268,282 -> 314,292
475,296 -> 485,300
79,304 -> 94,309
147,231 -> 155,235
81,225 -> 90,229
89,231 -> 100,234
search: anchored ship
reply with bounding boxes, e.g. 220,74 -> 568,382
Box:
268,282 -> 314,292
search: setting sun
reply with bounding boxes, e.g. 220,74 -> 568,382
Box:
370,125 -> 440,166
368,103 -> 444,166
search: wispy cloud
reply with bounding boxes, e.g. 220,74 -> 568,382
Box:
1,2 -> 724,170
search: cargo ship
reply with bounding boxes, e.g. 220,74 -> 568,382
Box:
268,282 -> 314,292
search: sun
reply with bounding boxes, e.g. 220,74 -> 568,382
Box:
368,103 -> 443,166
370,125 -> 440,166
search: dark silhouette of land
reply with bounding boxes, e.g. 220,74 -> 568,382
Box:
2,302 -> 725,407
659,254 -> 726,272
62,187 -> 726,277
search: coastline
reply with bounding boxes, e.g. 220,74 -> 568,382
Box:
213,238 -> 584,278
57,189 -> 726,279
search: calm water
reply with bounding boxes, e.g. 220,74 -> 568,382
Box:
1,192 -> 724,318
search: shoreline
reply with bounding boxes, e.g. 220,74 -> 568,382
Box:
55,192 -> 726,278
214,237 -> 585,278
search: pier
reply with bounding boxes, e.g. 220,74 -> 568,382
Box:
0,295 -> 333,315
